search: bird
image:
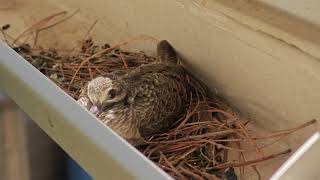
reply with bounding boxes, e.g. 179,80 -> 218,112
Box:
77,40 -> 188,145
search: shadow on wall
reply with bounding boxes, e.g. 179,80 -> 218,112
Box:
67,157 -> 92,180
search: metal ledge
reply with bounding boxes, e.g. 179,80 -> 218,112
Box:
271,131 -> 320,180
0,42 -> 171,180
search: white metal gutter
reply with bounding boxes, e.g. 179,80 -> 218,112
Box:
0,42 -> 172,180
271,131 -> 320,180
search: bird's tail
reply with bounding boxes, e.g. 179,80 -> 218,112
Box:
157,40 -> 178,64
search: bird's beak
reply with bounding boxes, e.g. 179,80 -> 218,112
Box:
89,105 -> 100,116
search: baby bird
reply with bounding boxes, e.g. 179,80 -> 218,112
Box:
77,40 -> 188,145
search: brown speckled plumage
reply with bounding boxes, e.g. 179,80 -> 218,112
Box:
77,40 -> 188,145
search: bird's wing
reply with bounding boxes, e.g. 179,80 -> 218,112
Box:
123,63 -> 185,84
132,72 -> 186,138
103,70 -> 128,80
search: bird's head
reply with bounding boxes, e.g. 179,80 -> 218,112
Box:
87,76 -> 127,113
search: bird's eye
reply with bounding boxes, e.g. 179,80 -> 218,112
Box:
108,89 -> 117,99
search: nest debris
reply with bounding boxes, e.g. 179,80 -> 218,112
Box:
1,12 -> 317,180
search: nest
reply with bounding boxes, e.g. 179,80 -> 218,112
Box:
1,11 -> 317,180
